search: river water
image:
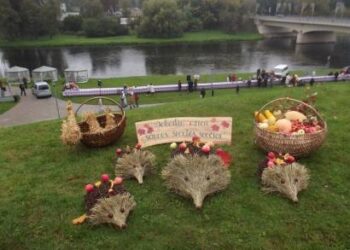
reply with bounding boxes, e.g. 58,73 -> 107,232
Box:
0,36 -> 349,79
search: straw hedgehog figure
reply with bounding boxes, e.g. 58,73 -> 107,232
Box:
73,175 -> 136,230
162,154 -> 231,209
88,193 -> 136,229
115,147 -> 156,184
60,101 -> 81,145
261,162 -> 309,202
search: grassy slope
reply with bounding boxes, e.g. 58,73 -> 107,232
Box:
1,83 -> 350,249
0,31 -> 262,48
0,102 -> 16,115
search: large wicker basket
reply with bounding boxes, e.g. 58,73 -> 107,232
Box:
76,97 -> 126,148
254,97 -> 327,157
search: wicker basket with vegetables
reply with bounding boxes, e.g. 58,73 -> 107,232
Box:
254,97 -> 327,157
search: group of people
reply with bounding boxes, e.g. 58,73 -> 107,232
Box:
181,74 -> 200,93
256,69 -> 275,88
0,77 -> 28,98
120,86 -> 140,109
177,74 -> 210,98
62,81 -> 79,91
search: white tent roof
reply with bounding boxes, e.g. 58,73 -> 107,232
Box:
5,66 -> 29,73
64,67 -> 88,72
33,66 -> 57,73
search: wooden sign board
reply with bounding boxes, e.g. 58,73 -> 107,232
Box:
135,117 -> 232,148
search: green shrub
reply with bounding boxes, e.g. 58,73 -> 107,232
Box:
62,15 -> 83,32
13,95 -> 20,102
83,17 -> 128,37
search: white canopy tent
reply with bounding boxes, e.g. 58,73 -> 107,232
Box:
32,66 -> 58,82
64,67 -> 89,83
5,66 -> 30,85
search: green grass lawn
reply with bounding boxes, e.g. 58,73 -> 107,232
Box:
1,83 -> 349,249
0,101 -> 16,115
0,31 -> 262,48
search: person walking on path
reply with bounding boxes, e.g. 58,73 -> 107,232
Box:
128,86 -> 136,109
0,80 -> 6,98
149,83 -> 155,95
22,77 -> 28,89
178,80 -> 182,92
188,81 -> 194,93
19,83 -> 26,96
120,86 -> 128,108
133,89 -> 139,108
200,88 -> 206,98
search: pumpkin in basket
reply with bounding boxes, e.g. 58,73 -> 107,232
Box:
254,98 -> 327,157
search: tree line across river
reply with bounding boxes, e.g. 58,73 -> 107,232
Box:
2,0 -> 348,41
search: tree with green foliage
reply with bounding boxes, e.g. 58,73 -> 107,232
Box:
0,0 -> 21,40
80,0 -> 104,18
220,0 -> 255,33
120,0 -> 131,17
138,0 -> 186,38
100,0 -> 120,12
83,17 -> 128,37
63,15 -> 83,33
20,0 -> 44,38
42,0 -> 61,38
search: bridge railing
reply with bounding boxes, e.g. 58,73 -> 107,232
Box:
256,15 -> 350,26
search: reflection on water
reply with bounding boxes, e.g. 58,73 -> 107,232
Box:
0,36 -> 349,79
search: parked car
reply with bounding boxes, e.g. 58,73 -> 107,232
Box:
32,81 -> 52,98
273,64 -> 289,78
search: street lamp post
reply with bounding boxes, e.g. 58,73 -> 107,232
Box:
52,81 -> 60,119
97,80 -> 103,112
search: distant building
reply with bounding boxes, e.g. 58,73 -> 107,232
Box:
60,3 -> 80,21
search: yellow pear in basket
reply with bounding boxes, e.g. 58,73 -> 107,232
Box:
264,110 -> 276,125
256,112 -> 268,123
267,124 -> 279,132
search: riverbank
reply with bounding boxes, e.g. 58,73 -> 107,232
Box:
0,31 -> 262,48
59,68 -> 340,105
62,68 -> 336,89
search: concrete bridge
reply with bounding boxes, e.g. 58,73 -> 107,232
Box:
255,15 -> 350,44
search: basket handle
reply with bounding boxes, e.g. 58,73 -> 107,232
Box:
257,97 -> 326,125
75,97 -> 125,127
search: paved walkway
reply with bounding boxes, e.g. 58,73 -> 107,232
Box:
0,92 -> 160,128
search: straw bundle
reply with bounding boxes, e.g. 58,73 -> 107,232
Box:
60,101 -> 82,145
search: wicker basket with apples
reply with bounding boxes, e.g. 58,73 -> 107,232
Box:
254,97 -> 327,157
